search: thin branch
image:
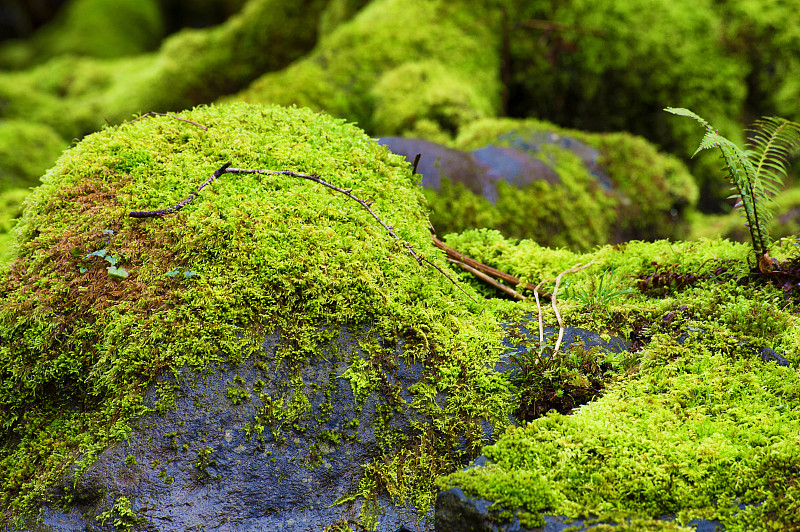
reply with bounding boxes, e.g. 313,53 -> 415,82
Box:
129,111 -> 208,131
129,162 -> 231,218
129,162 -> 479,302
432,237 -> 547,297
533,261 -> 595,357
411,153 -> 422,175
448,258 -> 525,300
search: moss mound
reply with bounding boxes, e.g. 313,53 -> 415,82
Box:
0,0 -> 164,70
233,0 -> 502,140
0,103 -> 513,524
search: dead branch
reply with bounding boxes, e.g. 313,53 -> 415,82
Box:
533,261 -> 595,357
447,258 -> 525,300
129,162 -> 478,303
432,237 -> 547,298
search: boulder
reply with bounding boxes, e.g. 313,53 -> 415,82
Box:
0,103 -> 514,531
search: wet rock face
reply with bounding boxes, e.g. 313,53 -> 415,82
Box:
36,329 -> 435,532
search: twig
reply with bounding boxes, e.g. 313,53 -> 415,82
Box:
447,258 -> 525,300
129,162 -> 479,302
411,153 -> 422,175
431,237 -> 546,297
130,111 -> 208,131
129,162 -> 231,218
533,261 -> 595,357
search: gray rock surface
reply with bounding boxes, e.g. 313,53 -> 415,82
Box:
24,327 -> 444,532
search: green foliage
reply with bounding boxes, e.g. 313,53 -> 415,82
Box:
234,0 -> 502,139
502,0 -> 747,198
0,0 -> 328,140
666,107 -> 800,259
195,446 -> 216,472
563,268 -> 636,315
95,496 -> 140,531
0,121 -> 67,192
0,0 -> 164,70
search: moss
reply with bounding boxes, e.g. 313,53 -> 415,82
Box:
233,0 -> 502,139
0,121 -> 68,192
437,231 -> 800,530
502,0 -> 747,200
0,0 -> 327,140
0,0 -> 164,70
0,103 -> 514,524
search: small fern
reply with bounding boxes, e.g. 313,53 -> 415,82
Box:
665,107 -> 800,269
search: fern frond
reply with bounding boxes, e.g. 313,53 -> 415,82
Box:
665,107 -> 800,258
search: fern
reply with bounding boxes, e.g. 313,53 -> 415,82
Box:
666,107 -> 800,265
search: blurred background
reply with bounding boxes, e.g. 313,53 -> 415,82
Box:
0,0 -> 797,264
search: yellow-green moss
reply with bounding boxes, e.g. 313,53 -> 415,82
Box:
437,231 -> 800,530
233,0 -> 502,139
0,0 -> 164,70
0,103 -> 515,525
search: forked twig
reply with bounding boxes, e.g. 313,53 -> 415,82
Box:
534,261 -> 595,357
129,162 -> 478,302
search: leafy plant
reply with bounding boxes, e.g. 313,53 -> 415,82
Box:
563,268 -> 635,314
95,496 -> 140,531
665,107 -> 800,269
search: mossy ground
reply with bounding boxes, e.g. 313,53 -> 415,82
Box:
438,229 -> 800,530
0,103 -> 516,527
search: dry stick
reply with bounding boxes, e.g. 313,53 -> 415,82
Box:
130,162 -> 231,218
431,237 -> 546,297
129,111 -> 209,131
533,261 -> 595,357
129,162 -> 478,303
447,258 -> 525,301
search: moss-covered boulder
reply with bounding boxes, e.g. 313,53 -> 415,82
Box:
433,230 -> 800,530
232,0 -> 502,142
382,118 -> 698,251
0,0 -> 165,70
0,0 -> 327,140
0,103 -> 514,530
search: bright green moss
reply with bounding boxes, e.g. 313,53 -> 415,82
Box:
233,0 -> 502,139
0,103 -> 514,523
0,0 -> 164,70
438,230 -> 800,530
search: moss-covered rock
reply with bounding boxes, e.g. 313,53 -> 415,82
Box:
502,0 -> 751,204
0,120 -> 67,193
435,230 -> 800,531
0,0 -> 327,140
0,103 -> 515,530
400,118 -> 698,250
0,0 -> 165,69
232,0 -> 502,141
